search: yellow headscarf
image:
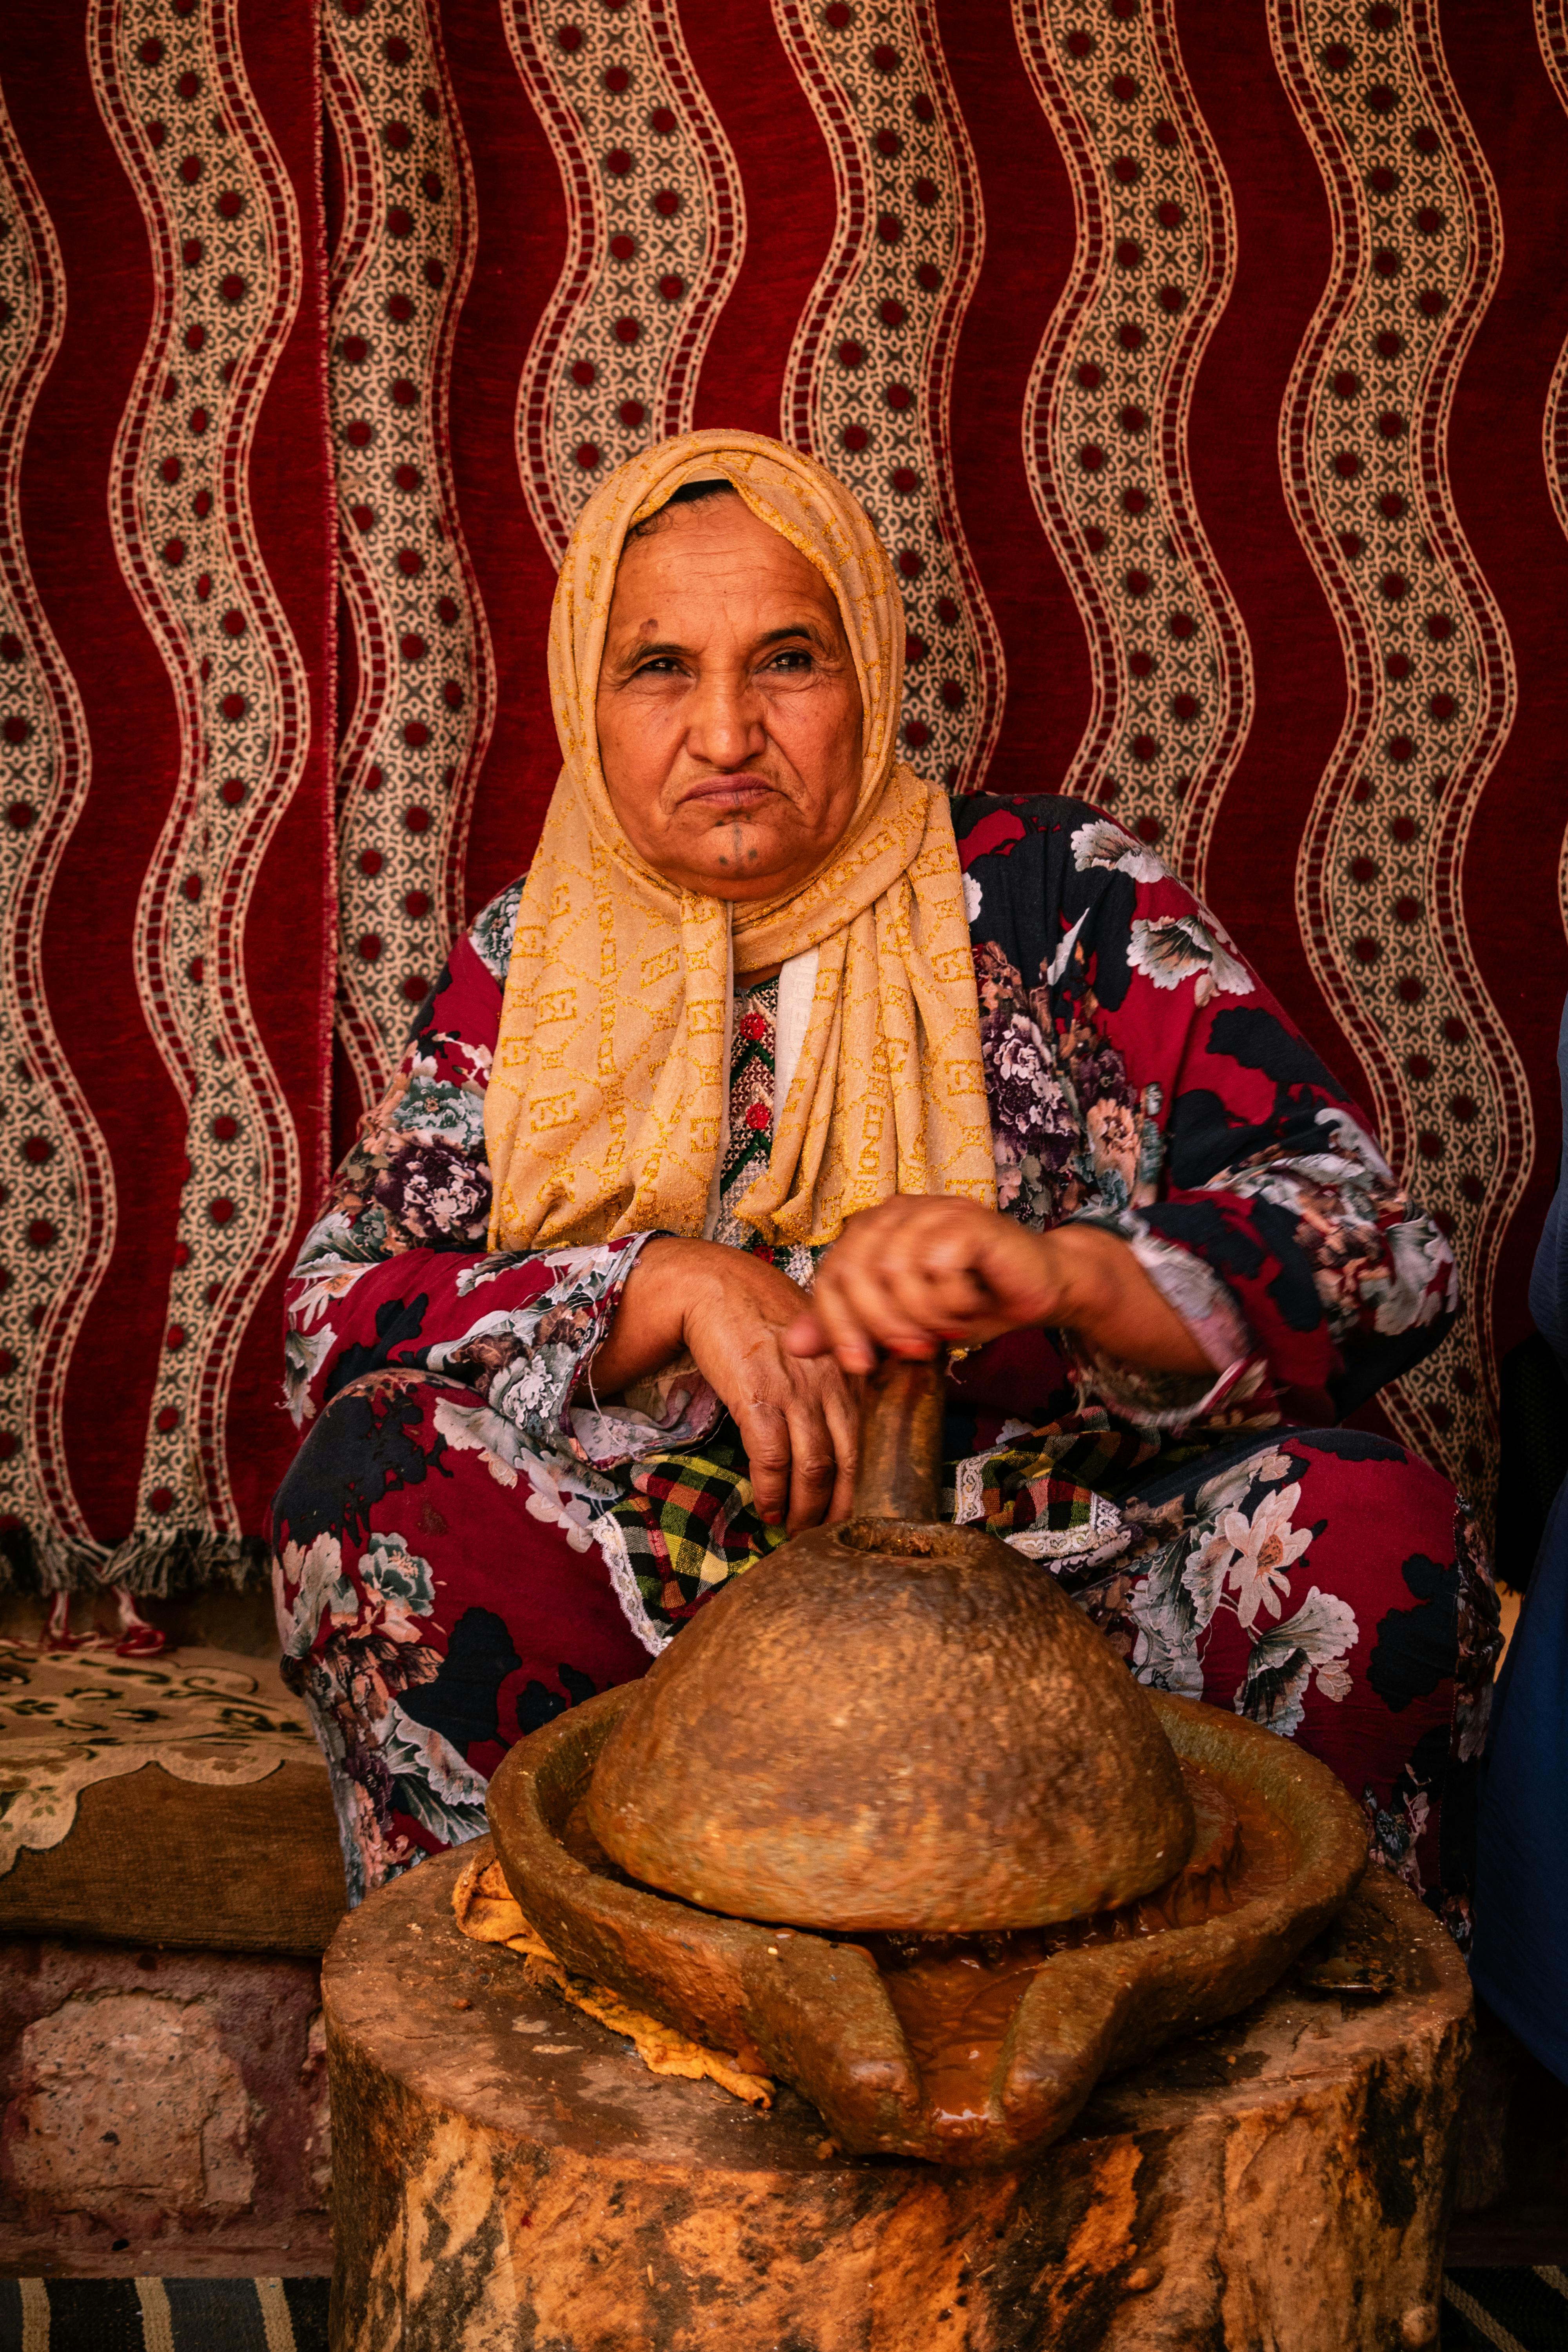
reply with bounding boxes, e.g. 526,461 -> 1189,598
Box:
483,430 -> 996,1253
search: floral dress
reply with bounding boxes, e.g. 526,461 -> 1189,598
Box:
272,795 -> 1497,1942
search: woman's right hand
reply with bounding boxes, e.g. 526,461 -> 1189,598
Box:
589,1237 -> 860,1533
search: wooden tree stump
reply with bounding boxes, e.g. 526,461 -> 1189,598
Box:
324,1840 -> 1471,2352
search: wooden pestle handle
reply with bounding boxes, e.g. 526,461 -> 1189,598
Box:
851,1354 -> 945,1523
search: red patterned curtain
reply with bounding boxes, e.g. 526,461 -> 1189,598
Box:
3,0 -> 1565,1592
0,0 -> 335,1592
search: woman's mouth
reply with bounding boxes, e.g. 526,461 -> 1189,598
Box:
681,773 -> 777,813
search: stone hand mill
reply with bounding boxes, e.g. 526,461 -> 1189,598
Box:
324,1357 -> 1474,2350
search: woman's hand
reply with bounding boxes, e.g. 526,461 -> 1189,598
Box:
785,1198 -> 1214,1379
590,1238 -> 859,1532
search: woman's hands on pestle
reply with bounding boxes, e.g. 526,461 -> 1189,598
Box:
786,1197 -> 1214,1380
589,1238 -> 860,1533
591,1204 -> 1211,1530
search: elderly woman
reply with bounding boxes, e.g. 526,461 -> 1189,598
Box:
274,432 -> 1496,1933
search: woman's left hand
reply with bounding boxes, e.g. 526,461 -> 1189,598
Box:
786,1196 -> 1214,1378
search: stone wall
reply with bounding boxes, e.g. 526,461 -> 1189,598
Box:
0,1938 -> 331,2277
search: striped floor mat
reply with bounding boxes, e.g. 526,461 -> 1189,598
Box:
0,2279 -> 328,2351
1,2270 -> 1563,2346
1444,2269 -> 1568,2349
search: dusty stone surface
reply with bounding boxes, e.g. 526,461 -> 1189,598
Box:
0,1936 -> 331,2276
9,1991 -> 257,2212
326,1842 -> 1472,2351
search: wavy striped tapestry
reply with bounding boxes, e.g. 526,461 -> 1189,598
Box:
0,0 -> 334,1591
2,0 -> 1565,1594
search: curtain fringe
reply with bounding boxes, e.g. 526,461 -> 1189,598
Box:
0,1525 -> 273,1597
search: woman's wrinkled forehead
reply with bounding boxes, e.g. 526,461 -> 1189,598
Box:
608,479 -> 852,644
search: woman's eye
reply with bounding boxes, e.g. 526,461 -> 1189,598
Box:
765,649 -> 813,673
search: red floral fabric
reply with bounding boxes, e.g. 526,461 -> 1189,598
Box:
273,798 -> 1496,1939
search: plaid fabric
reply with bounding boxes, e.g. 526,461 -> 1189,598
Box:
604,1389 -> 1238,1638
610,1423 -> 791,1630
953,1425 -> 1162,1528
953,1422 -> 1223,1531
604,1411 -> 1195,1635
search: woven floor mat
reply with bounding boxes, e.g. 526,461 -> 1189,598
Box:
1441,2271 -> 1568,2349
5,2268 -> 1564,2346
0,2278 -> 328,2351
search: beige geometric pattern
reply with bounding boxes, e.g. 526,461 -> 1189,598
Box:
1533,0 -> 1568,951
0,87 -> 118,1586
325,0 -> 495,1118
774,0 -> 1005,793
91,0 -> 310,1569
1271,0 -> 1530,1506
507,0 -> 745,562
1013,0 -> 1251,888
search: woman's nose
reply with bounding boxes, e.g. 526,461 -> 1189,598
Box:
684,671 -> 768,768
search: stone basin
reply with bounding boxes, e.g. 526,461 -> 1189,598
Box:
486,1681 -> 1368,2169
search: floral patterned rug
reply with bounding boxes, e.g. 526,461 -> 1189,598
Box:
0,1641 -> 320,1877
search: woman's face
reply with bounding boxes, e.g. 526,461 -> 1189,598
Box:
595,493 -> 864,902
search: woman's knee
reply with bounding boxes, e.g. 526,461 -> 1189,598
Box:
271,1370 -> 466,1550
1286,1429 -> 1495,1660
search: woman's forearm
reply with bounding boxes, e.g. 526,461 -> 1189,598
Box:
600,1221 -> 1216,1399
586,1236 -> 699,1394
790,1197 -> 1218,1378
1043,1224 -> 1214,1376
